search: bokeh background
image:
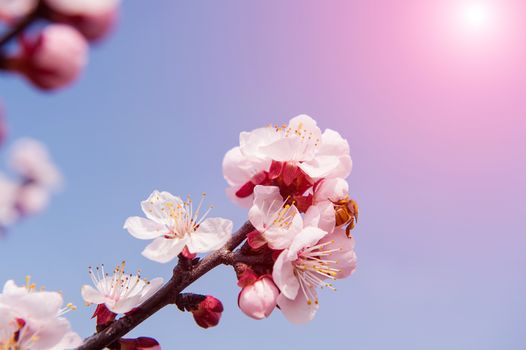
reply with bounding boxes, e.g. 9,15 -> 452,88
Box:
1,0 -> 525,349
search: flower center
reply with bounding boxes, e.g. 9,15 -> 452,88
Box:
161,194 -> 212,239
265,198 -> 296,231
88,262 -> 149,302
270,122 -> 320,160
292,240 -> 341,305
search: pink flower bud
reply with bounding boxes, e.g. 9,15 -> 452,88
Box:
238,275 -> 279,320
119,337 -> 161,350
11,24 -> 88,90
44,0 -> 119,41
190,295 -> 223,329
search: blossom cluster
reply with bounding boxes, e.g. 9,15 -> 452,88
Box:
0,115 -> 359,348
0,0 -> 120,90
223,114 -> 358,323
122,114 -> 359,324
0,138 -> 61,232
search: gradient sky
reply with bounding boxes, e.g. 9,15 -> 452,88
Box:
0,1 -> 525,349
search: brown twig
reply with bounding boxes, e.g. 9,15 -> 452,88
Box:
77,221 -> 255,350
0,1 -> 44,50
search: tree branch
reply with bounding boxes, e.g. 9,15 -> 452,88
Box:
221,249 -> 272,267
0,1 -> 43,50
77,221 -> 255,350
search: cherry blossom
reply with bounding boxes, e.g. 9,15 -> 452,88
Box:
223,115 -> 352,207
248,185 -> 302,249
0,279 -> 82,350
81,262 -> 164,314
273,227 -> 357,323
124,190 -> 233,263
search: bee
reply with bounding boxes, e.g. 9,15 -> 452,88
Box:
331,198 -> 359,238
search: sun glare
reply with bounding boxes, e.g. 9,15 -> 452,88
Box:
461,2 -> 493,32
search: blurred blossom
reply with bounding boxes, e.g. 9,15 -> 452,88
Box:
0,0 -> 37,21
15,183 -> 50,216
0,173 -> 19,227
45,0 -> 120,41
8,24 -> 88,91
0,138 -> 61,231
9,137 -> 62,189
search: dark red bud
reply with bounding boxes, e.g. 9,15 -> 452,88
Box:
119,337 -> 161,350
190,295 -> 223,329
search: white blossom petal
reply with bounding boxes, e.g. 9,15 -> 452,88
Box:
222,147 -> 270,187
142,236 -> 186,263
299,155 -> 340,179
49,331 -> 83,350
140,277 -> 164,300
248,186 -> 284,232
124,216 -> 166,240
287,226 -> 328,261
186,217 -> 233,253
277,292 -> 318,324
81,285 -> 106,305
249,185 -> 303,249
303,202 -> 335,234
313,178 -> 349,203
319,229 -> 358,279
140,190 -> 183,225
272,251 -> 299,300
111,295 -> 142,314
